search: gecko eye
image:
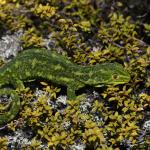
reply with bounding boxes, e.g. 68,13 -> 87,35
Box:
112,74 -> 119,80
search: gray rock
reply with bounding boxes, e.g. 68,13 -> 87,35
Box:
0,31 -> 23,60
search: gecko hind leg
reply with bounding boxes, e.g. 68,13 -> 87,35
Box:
0,78 -> 24,125
0,89 -> 20,125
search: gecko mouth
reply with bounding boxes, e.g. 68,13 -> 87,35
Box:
94,77 -> 131,87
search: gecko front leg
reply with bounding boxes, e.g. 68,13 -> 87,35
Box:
67,86 -> 76,100
67,82 -> 85,100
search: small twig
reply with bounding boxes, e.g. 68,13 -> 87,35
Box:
0,124 -> 7,130
126,35 -> 150,47
136,11 -> 150,18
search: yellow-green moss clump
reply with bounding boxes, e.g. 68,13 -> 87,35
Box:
0,0 -> 150,149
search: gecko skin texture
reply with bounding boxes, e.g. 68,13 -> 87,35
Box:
0,48 -> 130,125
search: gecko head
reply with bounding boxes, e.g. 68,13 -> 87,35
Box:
85,63 -> 131,86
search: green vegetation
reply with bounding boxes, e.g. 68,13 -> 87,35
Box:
0,0 -> 149,149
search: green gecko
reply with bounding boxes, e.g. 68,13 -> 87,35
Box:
0,48 -> 130,125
